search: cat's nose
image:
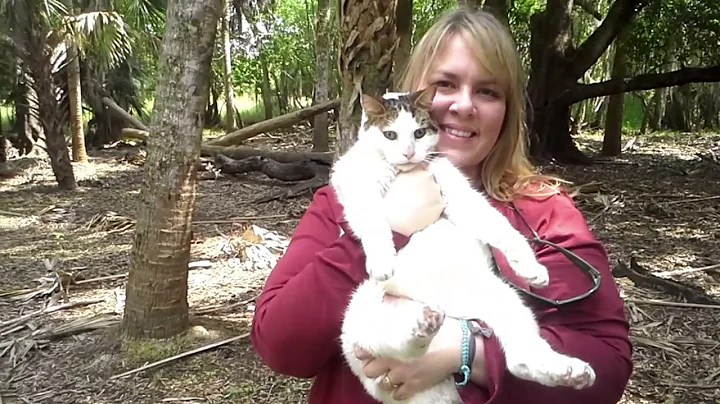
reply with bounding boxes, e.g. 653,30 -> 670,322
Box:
403,149 -> 415,159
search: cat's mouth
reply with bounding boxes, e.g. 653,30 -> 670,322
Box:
441,125 -> 476,139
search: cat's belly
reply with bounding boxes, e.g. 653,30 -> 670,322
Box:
387,218 -> 498,311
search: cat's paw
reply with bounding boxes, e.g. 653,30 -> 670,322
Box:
511,260 -> 549,288
407,306 -> 445,353
414,306 -> 445,339
508,351 -> 596,389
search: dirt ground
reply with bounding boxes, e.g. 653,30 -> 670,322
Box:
1,126 -> 719,404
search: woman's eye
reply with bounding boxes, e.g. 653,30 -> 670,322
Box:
414,128 -> 426,139
383,131 -> 397,140
435,80 -> 453,88
478,88 -> 500,98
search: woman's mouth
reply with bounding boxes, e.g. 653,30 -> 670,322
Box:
441,125 -> 476,139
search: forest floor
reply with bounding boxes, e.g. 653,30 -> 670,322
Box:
0,125 -> 719,404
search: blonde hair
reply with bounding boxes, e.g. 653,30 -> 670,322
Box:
398,7 -> 566,202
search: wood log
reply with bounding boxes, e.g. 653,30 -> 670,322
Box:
213,154 -> 329,181
206,98 -> 340,147
120,128 -> 335,165
102,97 -> 149,131
121,128 -> 149,142
201,145 -> 334,165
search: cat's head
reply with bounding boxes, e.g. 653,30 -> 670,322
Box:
358,86 -> 439,167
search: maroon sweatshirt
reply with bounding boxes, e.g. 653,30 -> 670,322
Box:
251,185 -> 632,403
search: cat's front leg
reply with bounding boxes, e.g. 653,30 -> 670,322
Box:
333,163 -> 400,281
428,158 -> 549,287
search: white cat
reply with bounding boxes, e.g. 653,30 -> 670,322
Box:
331,86 -> 596,403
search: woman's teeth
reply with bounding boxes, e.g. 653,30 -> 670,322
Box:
444,127 -> 473,138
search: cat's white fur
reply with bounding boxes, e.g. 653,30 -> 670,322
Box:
331,88 -> 596,403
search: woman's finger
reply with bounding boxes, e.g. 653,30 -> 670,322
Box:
354,346 -> 373,361
362,357 -> 393,379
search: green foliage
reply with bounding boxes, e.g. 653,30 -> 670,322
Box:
627,0 -> 720,74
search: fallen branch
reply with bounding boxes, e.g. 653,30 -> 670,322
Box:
625,298 -> 720,310
214,154 -> 329,181
102,97 -> 149,131
664,195 -> 720,205
0,299 -> 104,335
613,257 -> 720,305
654,263 -> 720,277
121,127 -> 148,142
253,174 -> 329,204
109,332 -> 250,380
118,128 -> 335,165
201,145 -> 334,165
206,98 -> 340,147
192,214 -> 287,225
191,296 -> 257,316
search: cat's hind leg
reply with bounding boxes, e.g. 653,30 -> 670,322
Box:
450,276 -> 595,390
341,282 -> 447,403
342,281 -> 446,360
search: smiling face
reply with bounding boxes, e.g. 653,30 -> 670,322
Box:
418,34 -> 507,179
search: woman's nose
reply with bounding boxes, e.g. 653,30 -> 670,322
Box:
450,89 -> 475,117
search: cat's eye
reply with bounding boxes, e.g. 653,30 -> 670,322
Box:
414,128 -> 426,139
383,131 -> 397,140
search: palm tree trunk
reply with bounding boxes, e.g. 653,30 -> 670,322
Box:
67,43 -> 88,162
120,0 -> 222,340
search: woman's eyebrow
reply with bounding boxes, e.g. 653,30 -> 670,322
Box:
432,70 -> 499,86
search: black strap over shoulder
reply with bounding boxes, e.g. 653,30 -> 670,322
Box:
489,202 -> 602,307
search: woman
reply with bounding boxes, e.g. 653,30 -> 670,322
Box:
250,7 -> 632,404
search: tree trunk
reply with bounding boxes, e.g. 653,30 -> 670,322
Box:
121,0 -> 221,340
392,0 -> 413,88
62,0 -> 88,163
222,0 -> 236,132
602,35 -> 628,157
527,0 -> 586,163
482,0 -> 509,25
260,51 -> 273,120
527,0 -> 650,164
338,0 -> 398,155
67,42 -> 88,162
12,70 -> 42,156
11,0 -> 76,188
312,0 -> 332,152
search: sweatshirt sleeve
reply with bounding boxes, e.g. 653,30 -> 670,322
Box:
250,186 -> 410,378
476,192 -> 633,404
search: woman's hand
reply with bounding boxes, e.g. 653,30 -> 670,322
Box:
355,345 -> 459,400
383,166 -> 445,236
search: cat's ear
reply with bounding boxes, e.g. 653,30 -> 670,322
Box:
360,93 -> 386,116
410,85 -> 437,110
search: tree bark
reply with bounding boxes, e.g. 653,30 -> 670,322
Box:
222,0 -> 236,132
11,0 -> 77,189
392,0 -> 413,87
482,0 -> 509,26
312,0 -> 332,152
337,0 -> 398,155
63,0 -> 88,163
121,0 -> 221,340
602,34 -> 629,157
